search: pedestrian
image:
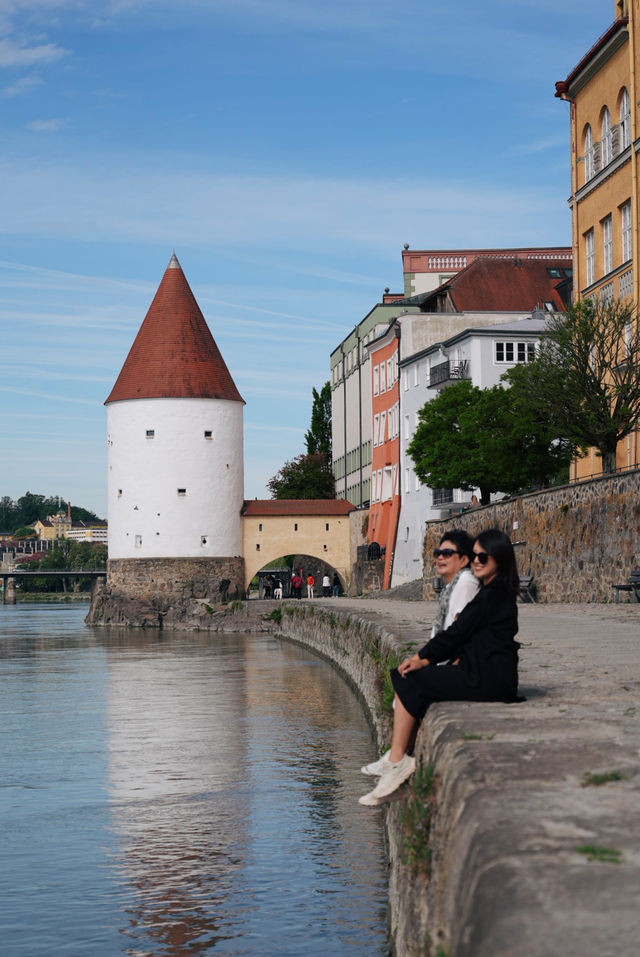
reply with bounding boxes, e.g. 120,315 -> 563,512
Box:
322,573 -> 331,597
307,574 -> 315,599
332,573 -> 340,597
274,578 -> 282,600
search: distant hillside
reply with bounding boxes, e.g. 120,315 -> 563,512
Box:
0,492 -> 104,534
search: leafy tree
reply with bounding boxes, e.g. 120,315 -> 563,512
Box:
268,452 -> 335,499
407,380 -> 572,505
13,526 -> 37,539
506,298 -> 640,473
305,382 -> 332,462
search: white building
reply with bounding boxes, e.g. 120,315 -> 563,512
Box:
106,253 -> 245,561
392,316 -> 548,587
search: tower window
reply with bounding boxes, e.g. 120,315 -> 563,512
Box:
134,535 -> 142,548
325,523 -> 330,531
146,429 -> 155,438
294,523 -> 298,531
259,523 -> 263,531
177,488 -> 186,496
201,536 -> 208,546
204,430 -> 212,439
117,489 -> 122,497
256,543 -> 260,551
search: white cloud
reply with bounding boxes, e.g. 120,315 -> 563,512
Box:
1,72 -> 41,96
26,117 -> 67,131
0,36 -> 68,67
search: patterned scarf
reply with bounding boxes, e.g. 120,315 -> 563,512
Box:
432,568 -> 465,635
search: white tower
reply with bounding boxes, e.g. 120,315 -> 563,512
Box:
93,253 -> 245,622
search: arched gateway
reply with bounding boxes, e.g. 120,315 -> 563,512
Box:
241,499 -> 356,592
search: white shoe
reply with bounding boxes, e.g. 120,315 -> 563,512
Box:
358,789 -> 384,806
361,749 -> 391,776
370,754 -> 416,799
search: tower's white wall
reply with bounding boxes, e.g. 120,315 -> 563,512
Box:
107,397 -> 244,559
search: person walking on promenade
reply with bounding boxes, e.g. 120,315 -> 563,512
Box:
359,528 -> 520,805
322,573 -> 331,597
332,573 -> 340,597
307,574 -> 315,599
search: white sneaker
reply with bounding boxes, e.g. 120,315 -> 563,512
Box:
361,749 -> 391,776
370,754 -> 416,799
358,789 -> 384,806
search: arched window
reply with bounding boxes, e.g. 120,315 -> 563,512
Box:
620,87 -> 631,149
602,107 -> 612,166
584,124 -> 594,182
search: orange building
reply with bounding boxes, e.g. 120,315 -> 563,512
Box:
556,0 -> 639,477
367,320 -> 401,589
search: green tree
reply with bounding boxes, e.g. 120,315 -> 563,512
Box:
506,298 -> 640,473
305,382 -> 332,462
268,452 -> 335,499
13,526 -> 37,539
407,380 -> 572,505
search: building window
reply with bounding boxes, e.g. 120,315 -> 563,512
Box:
373,365 -> 379,396
379,410 -> 386,444
601,107 -> 612,166
603,215 -> 613,274
117,489 -> 122,497
201,536 -> 208,546
379,362 -> 386,393
585,228 -> 595,286
620,87 -> 631,149
294,523 -> 298,531
204,430 -> 212,439
404,467 -> 411,493
621,200 -> 632,262
134,535 -> 142,548
432,488 -> 453,506
256,543 -> 260,550
146,429 -> 155,438
177,488 -> 186,496
584,124 -> 594,182
495,342 -> 536,363
373,414 -> 380,447
258,523 -> 263,531
387,358 -> 393,386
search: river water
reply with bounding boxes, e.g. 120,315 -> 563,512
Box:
1,604 -> 388,957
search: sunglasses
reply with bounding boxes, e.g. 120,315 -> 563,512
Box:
433,548 -> 460,558
472,551 -> 490,565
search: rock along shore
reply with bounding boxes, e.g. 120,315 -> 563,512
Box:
89,593 -> 640,956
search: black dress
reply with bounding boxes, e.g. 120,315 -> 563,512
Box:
390,579 -> 520,721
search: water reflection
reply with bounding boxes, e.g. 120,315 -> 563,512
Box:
1,605 -> 387,956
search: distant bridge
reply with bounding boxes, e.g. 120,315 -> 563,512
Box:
0,569 -> 106,604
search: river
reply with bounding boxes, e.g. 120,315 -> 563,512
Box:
1,603 -> 388,956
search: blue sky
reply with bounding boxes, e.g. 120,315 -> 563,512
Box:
0,0 -> 610,518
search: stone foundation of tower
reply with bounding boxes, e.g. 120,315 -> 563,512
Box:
86,556 -> 245,627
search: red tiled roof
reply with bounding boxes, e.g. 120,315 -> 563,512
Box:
106,254 -> 244,404
242,499 -> 355,517
434,257 -> 571,312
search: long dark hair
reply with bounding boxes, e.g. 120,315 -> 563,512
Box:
439,529 -> 474,564
474,528 -> 519,598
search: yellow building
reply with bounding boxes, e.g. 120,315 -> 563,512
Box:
556,0 -> 639,478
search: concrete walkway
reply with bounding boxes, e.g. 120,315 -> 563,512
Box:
304,597 -> 640,956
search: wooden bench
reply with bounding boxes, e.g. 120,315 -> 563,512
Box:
518,575 -> 536,603
612,569 -> 640,603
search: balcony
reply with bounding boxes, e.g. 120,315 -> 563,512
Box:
429,359 -> 470,388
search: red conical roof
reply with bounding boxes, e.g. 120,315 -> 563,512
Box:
106,253 -> 244,404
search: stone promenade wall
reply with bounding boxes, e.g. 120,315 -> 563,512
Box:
423,468 -> 640,602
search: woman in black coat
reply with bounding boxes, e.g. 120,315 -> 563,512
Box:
359,528 -> 521,806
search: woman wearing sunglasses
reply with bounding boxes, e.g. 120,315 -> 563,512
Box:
359,528 -> 520,805
361,529 -> 479,778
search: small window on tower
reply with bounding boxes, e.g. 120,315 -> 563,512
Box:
201,536 -> 208,546
204,430 -> 213,439
135,535 -> 142,548
177,488 -> 186,496
294,523 -> 299,531
259,523 -> 263,531
256,543 -> 260,551
325,523 -> 330,531
146,430 -> 155,439
118,489 -> 122,498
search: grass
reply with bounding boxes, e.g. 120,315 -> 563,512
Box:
581,770 -> 627,787
576,844 -> 622,864
229,600 -> 245,613
399,763 -> 436,875
264,607 -> 282,625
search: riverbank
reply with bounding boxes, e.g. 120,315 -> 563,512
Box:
204,596 -> 640,957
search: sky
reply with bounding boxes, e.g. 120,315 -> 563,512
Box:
0,0 -> 612,518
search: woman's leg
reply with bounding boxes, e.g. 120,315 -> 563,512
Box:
389,694 -> 417,762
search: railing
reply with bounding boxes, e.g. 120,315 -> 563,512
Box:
429,360 -> 470,388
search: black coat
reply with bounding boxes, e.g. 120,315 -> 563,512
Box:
419,579 -> 519,695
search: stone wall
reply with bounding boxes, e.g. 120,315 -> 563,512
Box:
87,556 -> 245,626
350,557 -> 386,595
423,468 -> 640,602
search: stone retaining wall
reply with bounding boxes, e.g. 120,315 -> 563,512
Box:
423,468 -> 640,602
